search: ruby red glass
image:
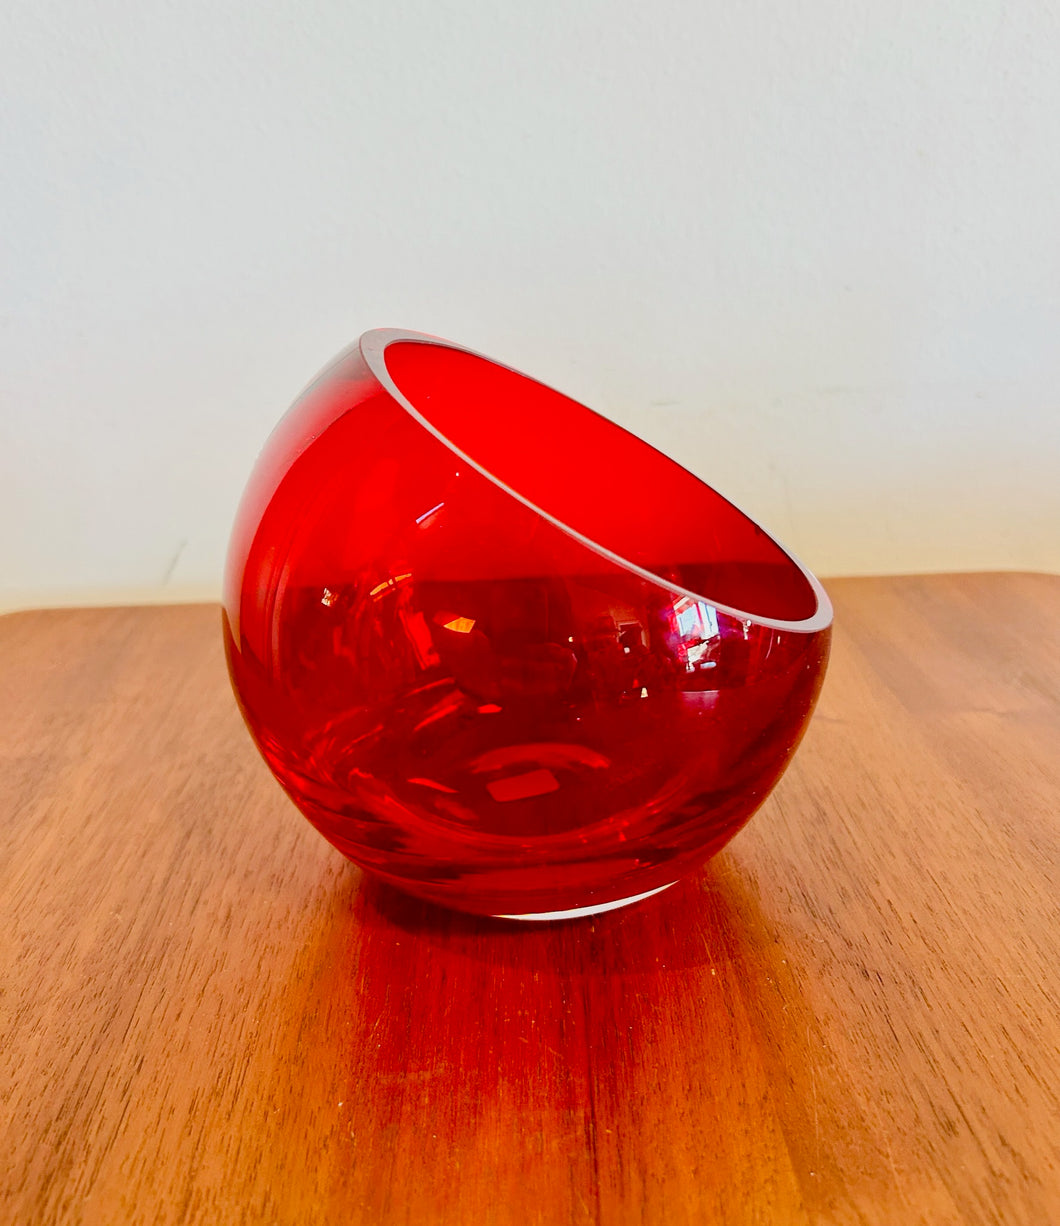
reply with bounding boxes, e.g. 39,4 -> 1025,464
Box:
223,330 -> 832,919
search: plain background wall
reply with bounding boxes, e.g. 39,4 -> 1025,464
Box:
3,0 -> 1059,612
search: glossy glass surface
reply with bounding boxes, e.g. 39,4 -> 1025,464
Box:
223,330 -> 831,917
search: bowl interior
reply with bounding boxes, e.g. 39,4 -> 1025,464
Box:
384,340 -> 819,625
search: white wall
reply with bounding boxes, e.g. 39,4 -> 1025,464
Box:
3,0 -> 1059,611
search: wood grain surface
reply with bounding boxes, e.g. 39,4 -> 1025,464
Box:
2,573 -> 1059,1225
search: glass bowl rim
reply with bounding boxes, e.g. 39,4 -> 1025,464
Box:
356,327 -> 833,635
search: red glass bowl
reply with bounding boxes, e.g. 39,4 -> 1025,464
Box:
223,329 -> 832,919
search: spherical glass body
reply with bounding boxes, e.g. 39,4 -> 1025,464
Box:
223,330 -> 832,918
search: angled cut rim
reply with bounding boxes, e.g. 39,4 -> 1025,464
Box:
358,327 -> 834,635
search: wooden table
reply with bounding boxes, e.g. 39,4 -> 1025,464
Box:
2,573 -> 1059,1225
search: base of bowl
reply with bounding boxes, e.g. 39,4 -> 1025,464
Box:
494,881 -> 677,922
